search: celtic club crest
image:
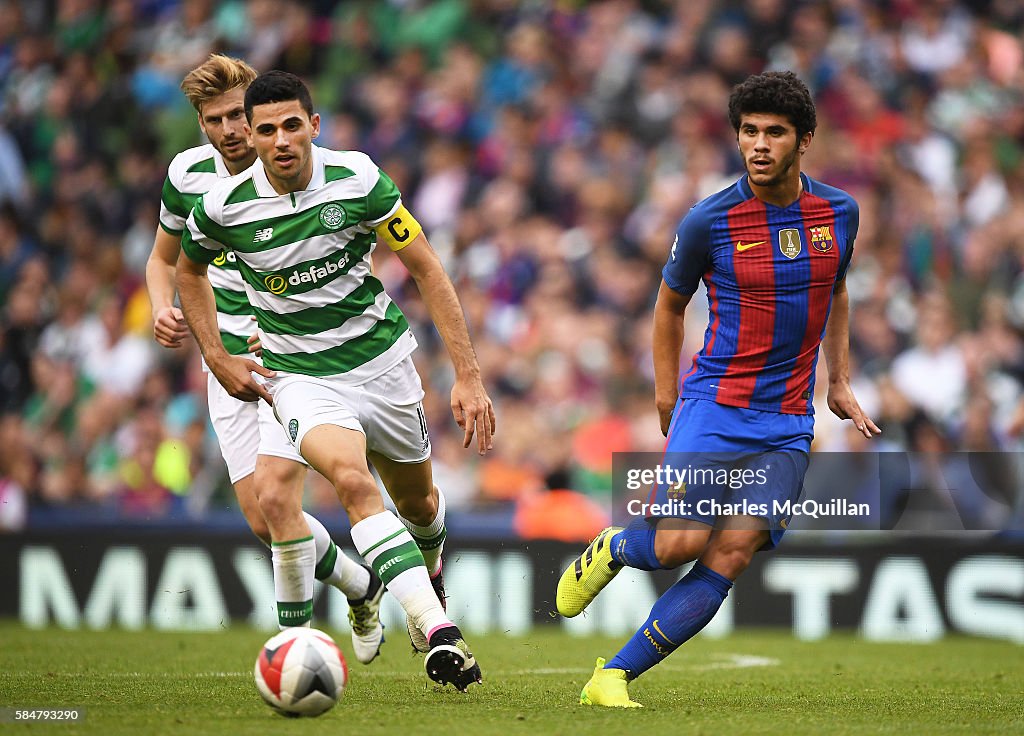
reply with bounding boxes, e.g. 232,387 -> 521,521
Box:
319,203 -> 346,231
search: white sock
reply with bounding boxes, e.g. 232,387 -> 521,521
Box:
351,511 -> 452,638
271,535 -> 316,629
399,488 -> 446,577
304,511 -> 370,599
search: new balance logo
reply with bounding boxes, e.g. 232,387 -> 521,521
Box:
253,227 -> 274,242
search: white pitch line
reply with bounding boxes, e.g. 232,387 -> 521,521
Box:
481,653 -> 781,676
689,653 -> 781,670
2,653 -> 780,680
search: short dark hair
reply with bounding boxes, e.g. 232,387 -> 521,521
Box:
244,70 -> 314,122
728,71 -> 817,138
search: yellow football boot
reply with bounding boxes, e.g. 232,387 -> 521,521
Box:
556,527 -> 623,617
579,657 -> 642,708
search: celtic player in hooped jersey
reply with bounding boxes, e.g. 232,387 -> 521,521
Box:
177,71 -> 496,693
145,56 -> 386,664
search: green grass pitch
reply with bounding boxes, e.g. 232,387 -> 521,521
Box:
1,623 -> 1022,735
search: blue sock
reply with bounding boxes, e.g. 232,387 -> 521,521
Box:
606,562 -> 733,677
609,518 -> 663,571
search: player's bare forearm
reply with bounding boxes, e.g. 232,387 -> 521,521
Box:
175,251 -> 228,366
397,235 -> 481,380
822,278 -> 851,386
653,281 -> 692,435
419,271 -> 481,381
147,227 -> 180,311
396,233 -> 495,452
823,279 -> 880,437
147,227 -> 190,347
175,250 -> 274,404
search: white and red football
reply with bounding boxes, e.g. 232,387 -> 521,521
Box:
254,627 -> 348,717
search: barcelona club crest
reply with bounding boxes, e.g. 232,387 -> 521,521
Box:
809,224 -> 834,253
778,228 -> 801,259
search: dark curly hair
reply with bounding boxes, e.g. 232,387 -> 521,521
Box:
244,70 -> 313,122
728,71 -> 817,138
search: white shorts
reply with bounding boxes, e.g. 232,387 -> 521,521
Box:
266,356 -> 430,464
206,372 -> 306,484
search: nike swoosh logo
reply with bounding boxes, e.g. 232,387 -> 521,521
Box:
651,619 -> 677,645
736,240 -> 766,252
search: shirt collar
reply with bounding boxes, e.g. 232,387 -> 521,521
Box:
306,145 -> 325,190
737,171 -> 813,206
252,144 -> 324,197
212,148 -> 229,177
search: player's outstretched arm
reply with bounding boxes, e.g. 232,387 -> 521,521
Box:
146,226 -> 190,349
394,233 -> 495,455
175,249 -> 274,405
823,278 -> 880,439
652,281 -> 692,436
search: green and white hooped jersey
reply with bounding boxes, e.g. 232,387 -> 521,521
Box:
182,145 -> 417,381
160,144 -> 252,355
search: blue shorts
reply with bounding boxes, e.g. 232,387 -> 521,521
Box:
649,398 -> 814,549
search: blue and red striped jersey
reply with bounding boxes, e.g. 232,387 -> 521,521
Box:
662,172 -> 858,415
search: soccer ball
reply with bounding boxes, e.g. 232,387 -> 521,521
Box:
254,627 -> 348,717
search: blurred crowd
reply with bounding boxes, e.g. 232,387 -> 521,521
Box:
2,0 -> 1024,533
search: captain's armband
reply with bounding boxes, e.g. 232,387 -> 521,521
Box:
373,205 -> 423,251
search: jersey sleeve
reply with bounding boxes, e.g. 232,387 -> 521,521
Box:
836,196 -> 859,282
159,174 -> 189,235
181,195 -> 224,265
662,206 -> 714,295
363,165 -> 402,225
